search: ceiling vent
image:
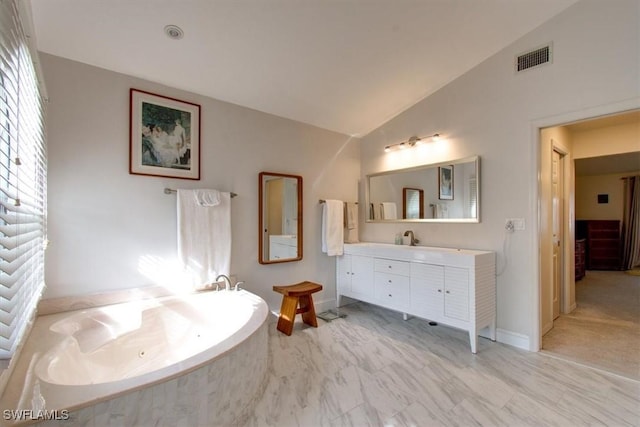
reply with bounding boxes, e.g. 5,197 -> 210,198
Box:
516,43 -> 552,72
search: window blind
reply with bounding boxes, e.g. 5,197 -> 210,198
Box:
0,0 -> 46,360
468,178 -> 477,219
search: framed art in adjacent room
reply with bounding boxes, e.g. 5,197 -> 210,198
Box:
438,165 -> 454,200
130,89 -> 201,180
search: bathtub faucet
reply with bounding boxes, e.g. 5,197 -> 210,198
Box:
215,274 -> 232,291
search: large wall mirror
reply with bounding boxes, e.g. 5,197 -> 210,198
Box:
259,172 -> 303,264
367,156 -> 480,223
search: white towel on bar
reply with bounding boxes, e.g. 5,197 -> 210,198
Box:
381,202 -> 397,220
322,199 -> 344,256
177,189 -> 231,288
435,203 -> 449,219
344,202 -> 359,243
194,189 -> 220,207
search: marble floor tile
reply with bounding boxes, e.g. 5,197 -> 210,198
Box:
246,303 -> 640,427
329,402 -> 384,427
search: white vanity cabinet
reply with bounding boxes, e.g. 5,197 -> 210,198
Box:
336,243 -> 496,353
336,254 -> 374,303
373,258 -> 410,312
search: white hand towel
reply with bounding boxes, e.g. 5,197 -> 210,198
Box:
322,199 -> 344,256
194,189 -> 220,206
381,202 -> 397,220
177,189 -> 231,288
435,203 -> 449,219
344,202 -> 359,243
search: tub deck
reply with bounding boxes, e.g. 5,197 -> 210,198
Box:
0,290 -> 269,426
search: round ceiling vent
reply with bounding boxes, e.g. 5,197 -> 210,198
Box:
164,25 -> 184,40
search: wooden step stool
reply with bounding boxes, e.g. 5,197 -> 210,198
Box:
273,281 -> 323,336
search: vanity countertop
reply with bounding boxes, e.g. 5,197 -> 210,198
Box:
344,242 -> 493,266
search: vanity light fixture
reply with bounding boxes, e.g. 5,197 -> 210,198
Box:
384,133 -> 440,152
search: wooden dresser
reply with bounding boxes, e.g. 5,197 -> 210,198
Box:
576,220 -> 621,271
575,238 -> 586,280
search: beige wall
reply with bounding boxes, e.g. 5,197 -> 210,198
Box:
576,172 -> 638,220
359,0 -> 639,349
42,53 -> 360,312
573,121 -> 640,159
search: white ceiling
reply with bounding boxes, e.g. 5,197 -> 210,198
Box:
29,0 -> 578,136
575,152 -> 640,177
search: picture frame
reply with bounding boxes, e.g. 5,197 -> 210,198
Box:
130,89 -> 201,180
438,165 -> 454,200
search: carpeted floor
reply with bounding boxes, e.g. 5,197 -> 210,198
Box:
542,270 -> 640,381
626,267 -> 640,276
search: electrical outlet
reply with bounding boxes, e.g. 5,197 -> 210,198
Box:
505,219 -> 515,232
506,218 -> 525,231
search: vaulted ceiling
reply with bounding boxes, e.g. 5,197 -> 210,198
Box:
29,0 -> 578,136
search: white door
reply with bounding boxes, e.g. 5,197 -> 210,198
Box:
444,266 -> 470,322
350,255 -> 374,297
336,255 -> 352,297
410,262 -> 444,319
552,150 -> 563,320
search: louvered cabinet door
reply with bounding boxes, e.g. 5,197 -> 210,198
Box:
410,262 -> 444,320
443,266 -> 470,322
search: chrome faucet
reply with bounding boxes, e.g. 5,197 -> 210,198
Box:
215,274 -> 232,291
403,230 -> 419,246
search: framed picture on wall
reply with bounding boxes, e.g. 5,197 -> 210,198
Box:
129,89 -> 201,180
438,165 -> 454,200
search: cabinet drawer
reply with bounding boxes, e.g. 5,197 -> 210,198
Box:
374,273 -> 410,310
374,258 -> 410,276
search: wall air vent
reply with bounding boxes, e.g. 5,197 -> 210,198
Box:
516,43 -> 552,72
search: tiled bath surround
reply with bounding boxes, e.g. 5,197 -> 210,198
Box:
47,322 -> 269,426
0,290 -> 269,427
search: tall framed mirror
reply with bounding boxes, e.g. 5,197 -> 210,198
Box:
258,172 -> 303,264
403,187 -> 424,219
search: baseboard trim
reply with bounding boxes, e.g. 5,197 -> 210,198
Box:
315,298 -> 336,314
496,328 -> 531,351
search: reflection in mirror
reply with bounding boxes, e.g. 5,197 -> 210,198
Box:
367,156 -> 480,223
403,188 -> 424,219
259,172 -> 303,264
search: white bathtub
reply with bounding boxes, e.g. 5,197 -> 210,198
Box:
1,289 -> 269,426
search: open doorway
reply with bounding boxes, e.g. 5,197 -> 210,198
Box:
539,110 -> 640,380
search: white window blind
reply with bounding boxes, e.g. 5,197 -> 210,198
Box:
468,178 -> 477,218
0,0 -> 47,360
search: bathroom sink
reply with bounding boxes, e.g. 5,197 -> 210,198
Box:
343,242 -> 491,263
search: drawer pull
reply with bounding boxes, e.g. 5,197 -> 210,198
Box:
388,279 -> 392,283
388,294 -> 392,297
438,289 -> 442,293
446,290 -> 450,294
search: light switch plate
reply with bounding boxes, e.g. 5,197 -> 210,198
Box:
506,218 -> 525,231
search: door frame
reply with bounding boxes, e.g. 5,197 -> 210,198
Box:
552,145 -> 571,317
531,98 -> 640,352
539,133 -> 572,337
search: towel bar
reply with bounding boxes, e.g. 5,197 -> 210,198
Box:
319,199 -> 357,204
164,188 -> 237,198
